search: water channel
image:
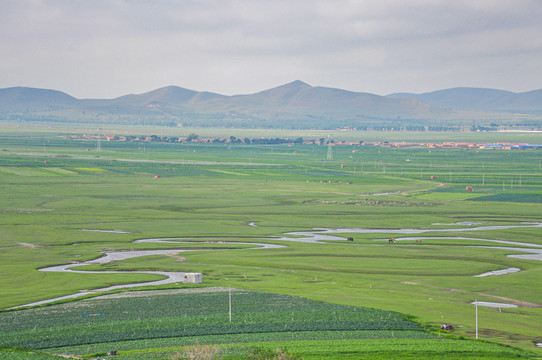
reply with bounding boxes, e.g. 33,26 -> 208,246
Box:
14,222 -> 542,309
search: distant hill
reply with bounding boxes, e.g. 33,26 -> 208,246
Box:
177,80 -> 437,120
1,82 -> 541,129
388,87 -> 542,112
109,86 -> 226,107
0,87 -> 78,110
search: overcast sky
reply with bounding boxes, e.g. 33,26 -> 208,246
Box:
1,0 -> 542,99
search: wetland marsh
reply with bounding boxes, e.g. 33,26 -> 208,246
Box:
1,126 -> 541,358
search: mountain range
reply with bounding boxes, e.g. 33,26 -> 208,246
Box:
1,81 -> 541,129
388,87 -> 542,112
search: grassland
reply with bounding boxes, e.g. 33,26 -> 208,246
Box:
0,124 -> 541,358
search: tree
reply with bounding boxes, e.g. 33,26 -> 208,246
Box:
187,133 -> 199,142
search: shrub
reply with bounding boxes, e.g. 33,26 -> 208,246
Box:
246,347 -> 302,360
170,344 -> 222,360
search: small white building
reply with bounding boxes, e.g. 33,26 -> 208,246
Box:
183,272 -> 202,284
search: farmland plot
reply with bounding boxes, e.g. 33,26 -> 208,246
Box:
0,290 -> 531,359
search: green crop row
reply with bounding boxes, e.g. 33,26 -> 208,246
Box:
1,292 -> 407,331
1,291 -> 423,350
0,347 -> 64,360
46,337 -> 535,360
47,330 -> 436,354
224,338 -> 534,360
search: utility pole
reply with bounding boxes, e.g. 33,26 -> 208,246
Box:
97,128 -> 101,152
326,135 -> 333,160
475,300 -> 479,339
229,287 -> 232,322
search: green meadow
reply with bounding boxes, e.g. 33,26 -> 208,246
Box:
1,125 -> 541,359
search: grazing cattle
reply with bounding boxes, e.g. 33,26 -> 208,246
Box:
347,237 -> 354,241
388,238 -> 396,243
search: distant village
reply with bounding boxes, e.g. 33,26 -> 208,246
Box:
59,134 -> 542,150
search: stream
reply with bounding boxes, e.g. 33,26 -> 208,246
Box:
13,242 -> 284,309
13,222 -> 542,309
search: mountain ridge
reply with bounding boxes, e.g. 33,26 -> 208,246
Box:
1,82 -> 541,129
0,87 -> 78,107
387,87 -> 542,112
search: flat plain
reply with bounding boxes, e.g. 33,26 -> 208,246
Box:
1,125 -> 541,359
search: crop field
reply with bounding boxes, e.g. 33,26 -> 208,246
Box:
0,290 -> 532,359
0,125 -> 542,359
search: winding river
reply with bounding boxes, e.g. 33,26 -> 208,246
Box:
13,222 -> 542,309
13,242 -> 284,309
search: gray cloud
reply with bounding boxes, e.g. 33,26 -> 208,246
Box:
1,0 -> 541,98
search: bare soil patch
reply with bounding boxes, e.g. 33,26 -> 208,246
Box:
19,242 -> 39,248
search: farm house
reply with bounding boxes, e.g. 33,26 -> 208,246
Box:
183,273 -> 202,284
